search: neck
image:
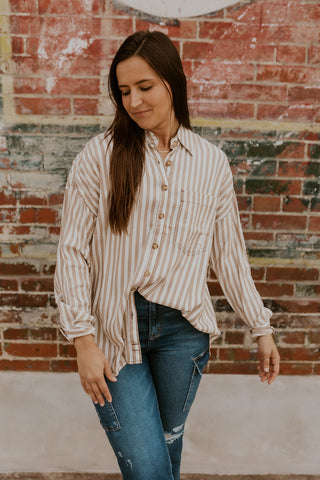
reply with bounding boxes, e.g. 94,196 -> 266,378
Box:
151,118 -> 180,150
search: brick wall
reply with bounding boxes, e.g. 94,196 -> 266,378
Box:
0,0 -> 319,374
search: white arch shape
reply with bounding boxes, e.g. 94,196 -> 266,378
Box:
121,0 -> 246,18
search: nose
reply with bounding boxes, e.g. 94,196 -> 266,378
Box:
130,89 -> 143,109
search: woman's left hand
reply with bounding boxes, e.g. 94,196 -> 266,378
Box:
256,334 -> 280,384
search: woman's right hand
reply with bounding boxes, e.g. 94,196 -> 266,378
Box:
74,334 -> 117,406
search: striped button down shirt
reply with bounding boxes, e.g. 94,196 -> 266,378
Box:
54,126 -> 273,375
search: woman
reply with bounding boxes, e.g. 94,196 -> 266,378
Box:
55,31 -> 280,480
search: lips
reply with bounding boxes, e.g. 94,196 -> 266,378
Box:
132,109 -> 151,117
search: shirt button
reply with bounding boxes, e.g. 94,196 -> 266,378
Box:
158,213 -> 164,219
161,184 -> 168,191
172,140 -> 178,147
144,271 -> 151,277
166,160 -> 172,167
152,243 -> 159,249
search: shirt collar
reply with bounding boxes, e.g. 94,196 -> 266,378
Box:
145,125 -> 194,157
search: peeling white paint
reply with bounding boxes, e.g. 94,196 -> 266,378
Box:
121,0 -> 251,18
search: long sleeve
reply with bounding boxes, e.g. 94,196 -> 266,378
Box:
54,162 -> 97,342
209,165 -> 274,339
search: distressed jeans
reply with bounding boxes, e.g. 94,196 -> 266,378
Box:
94,290 -> 210,480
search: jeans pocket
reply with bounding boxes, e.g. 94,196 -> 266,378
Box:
183,344 -> 210,413
94,401 -> 121,432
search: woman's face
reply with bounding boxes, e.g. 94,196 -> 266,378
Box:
116,55 -> 176,134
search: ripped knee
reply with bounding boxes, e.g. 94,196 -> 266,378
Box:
164,424 -> 184,445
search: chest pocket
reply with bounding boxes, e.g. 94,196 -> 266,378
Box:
173,190 -> 217,255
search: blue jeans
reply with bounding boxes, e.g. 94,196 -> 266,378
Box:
94,291 -> 210,480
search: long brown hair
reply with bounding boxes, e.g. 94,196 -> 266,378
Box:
107,31 -> 191,234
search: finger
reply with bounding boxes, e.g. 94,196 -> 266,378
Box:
268,357 -> 280,384
82,381 -> 100,404
96,378 -> 112,403
90,382 -> 108,407
262,357 -> 270,373
104,360 -> 117,382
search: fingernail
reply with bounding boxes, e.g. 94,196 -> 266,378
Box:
264,368 -> 269,372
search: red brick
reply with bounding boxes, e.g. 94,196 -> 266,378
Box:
0,293 -> 48,307
274,300 -> 320,314
257,105 -> 315,122
9,15 -> 42,36
48,193 -> 64,206
0,279 -> 18,292
3,328 -> 29,340
199,21 -> 260,41
0,359 -> 51,371
4,342 -> 57,357
0,208 -> 16,222
15,98 -> 71,115
278,162 -> 310,177
244,232 -> 274,246
38,0 -> 101,14
14,77 -> 47,95
136,19 -> 197,39
266,267 -> 319,282
54,78 -> 100,96
21,278 -> 54,292
308,331 -> 320,344
279,346 -> 320,361
188,102 -> 255,120
276,45 -> 306,64
11,36 -> 24,55
85,39 -> 122,59
229,84 -> 287,103
192,61 -> 254,83
5,226 -> 31,235
43,264 -> 55,275
207,281 -> 223,296
49,226 -> 60,235
183,41 -> 275,62
261,3 -> 290,24
0,192 -> 17,205
20,208 -> 58,224
282,197 -> 309,213
279,362 -> 313,375
251,267 -> 265,281
74,98 -> 99,116
10,0 -> 37,13
0,262 -> 40,275
224,332 -> 245,345
252,214 -> 307,231
219,347 -> 255,362
59,344 -> 76,357
309,46 -> 320,65
237,196 -> 252,211
255,282 -> 294,297
288,86 -> 320,104
287,4 -> 320,23
20,193 -> 47,206
30,327 -> 57,341
51,360 -> 77,372
226,1 -> 263,22
256,65 -> 320,84
278,332 -> 305,344
309,217 -> 320,232
253,197 -> 281,212
259,24 -> 318,44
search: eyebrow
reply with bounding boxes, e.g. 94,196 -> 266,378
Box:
118,79 -> 153,88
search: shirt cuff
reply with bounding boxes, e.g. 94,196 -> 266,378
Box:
250,326 -> 275,339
